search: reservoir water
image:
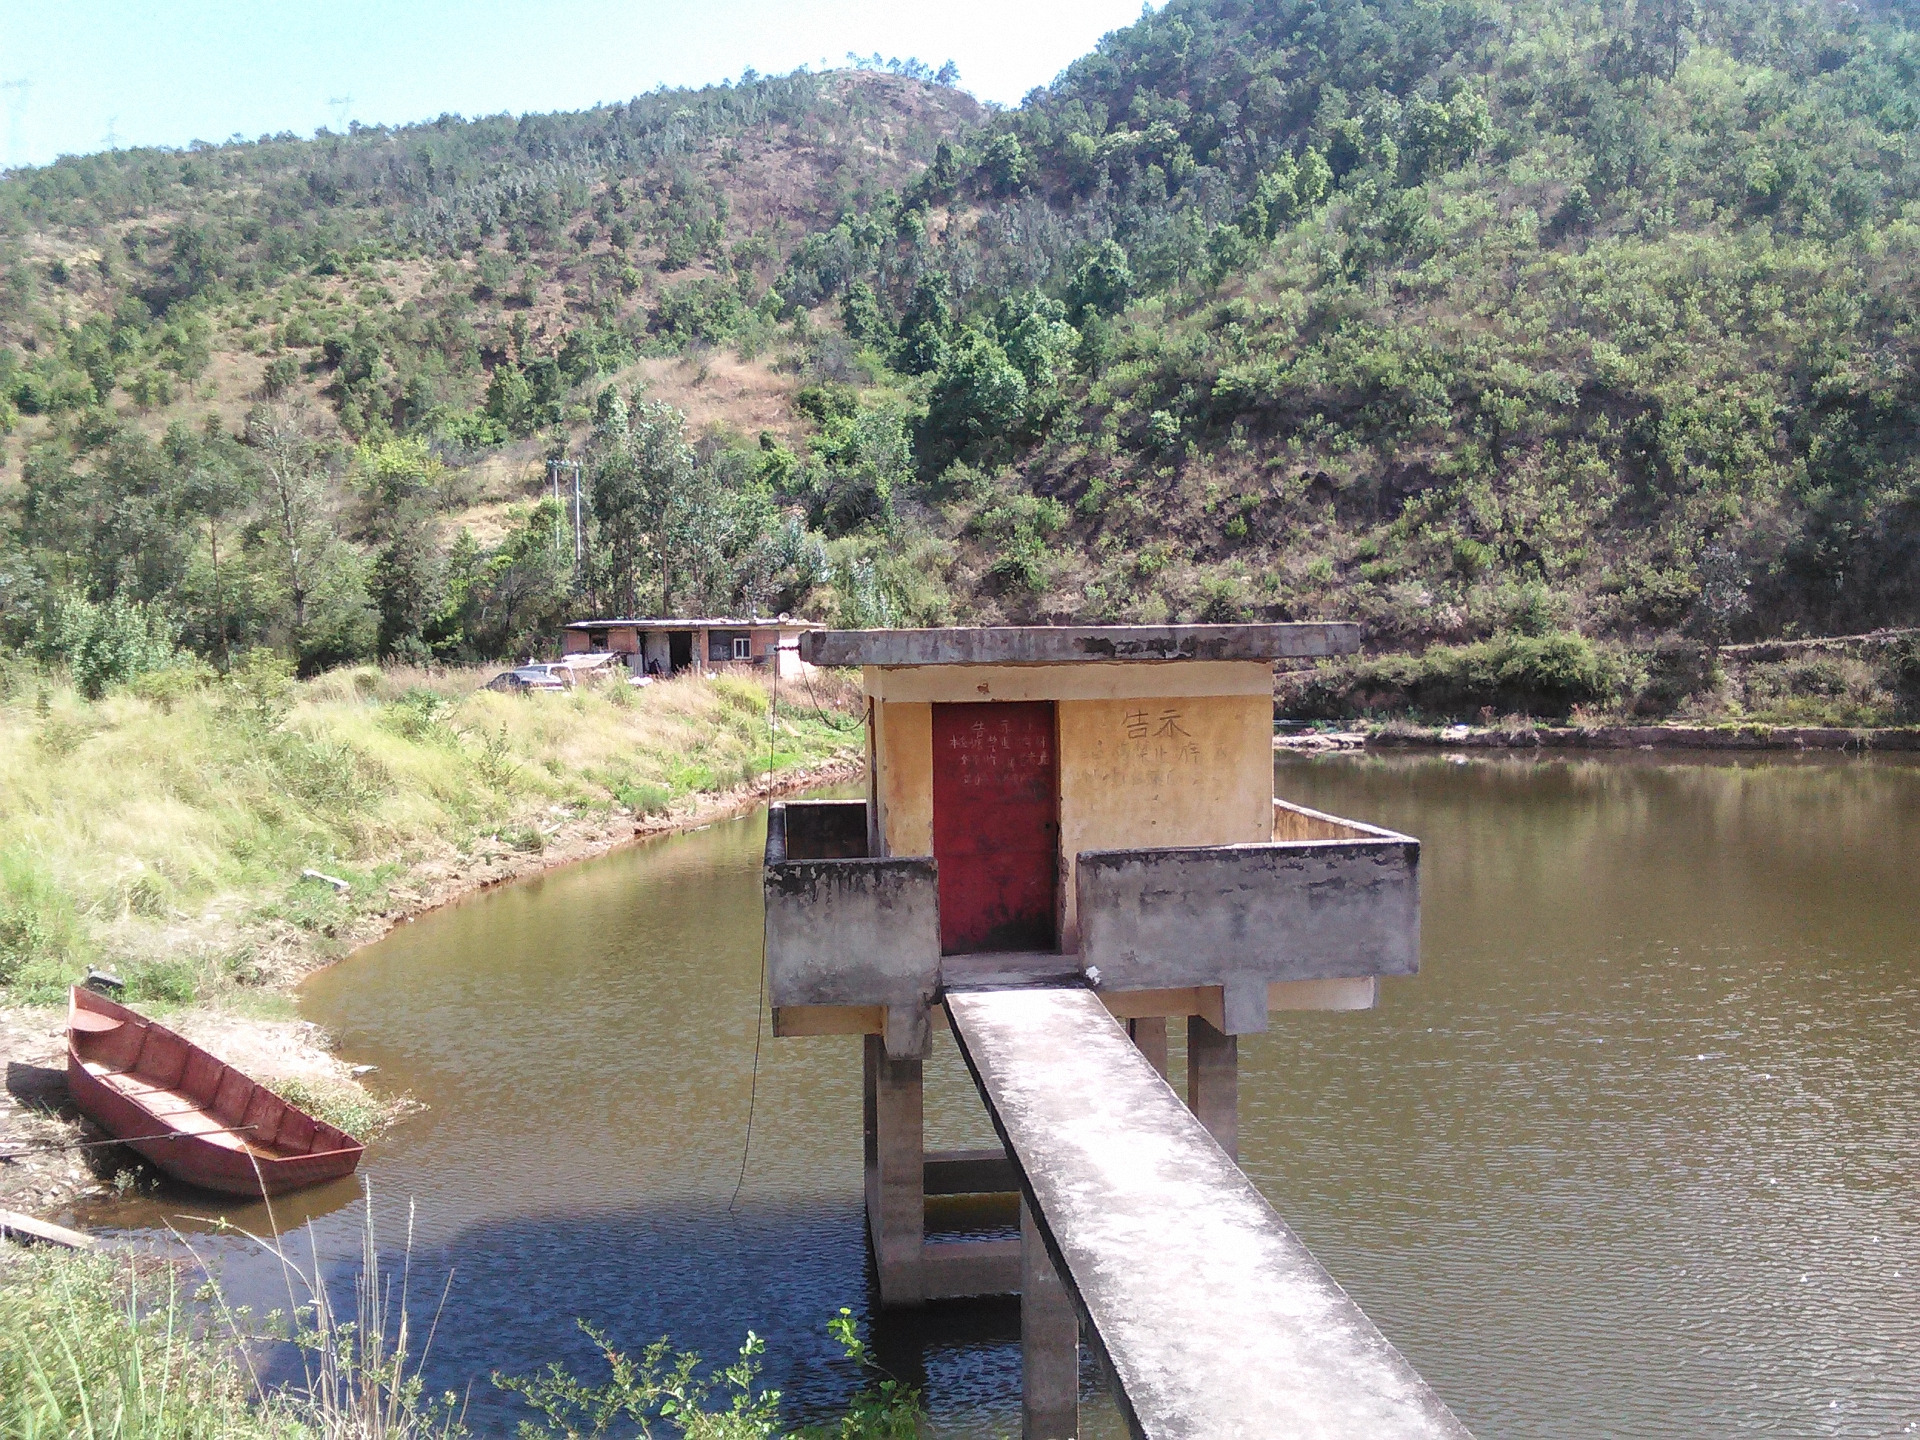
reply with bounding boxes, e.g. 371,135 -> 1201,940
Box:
74,754 -> 1920,1436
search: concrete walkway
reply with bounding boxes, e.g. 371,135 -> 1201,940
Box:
946,986 -> 1472,1440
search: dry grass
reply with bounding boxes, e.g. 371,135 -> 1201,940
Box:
630,352 -> 805,445
0,661 -> 860,1009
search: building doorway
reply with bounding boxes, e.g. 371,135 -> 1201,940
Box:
930,701 -> 1059,954
668,631 -> 693,672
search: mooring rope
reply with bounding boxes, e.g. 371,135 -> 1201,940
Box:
728,685 -> 777,1216
0,1124 -> 258,1159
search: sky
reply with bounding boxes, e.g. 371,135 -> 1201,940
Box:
0,1 -> 1154,169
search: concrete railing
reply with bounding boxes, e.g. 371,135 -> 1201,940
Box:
764,804 -> 940,1055
1076,803 -> 1419,1034
766,799 -> 1420,1040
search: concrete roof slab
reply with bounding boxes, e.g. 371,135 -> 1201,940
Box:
803,624 -> 1361,668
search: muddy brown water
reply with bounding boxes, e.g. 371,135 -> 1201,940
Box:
71,755 -> 1920,1437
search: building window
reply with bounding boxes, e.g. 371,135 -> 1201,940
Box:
732,637 -> 751,660
588,630 -> 609,651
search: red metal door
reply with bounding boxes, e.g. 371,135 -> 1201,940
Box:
931,701 -> 1059,954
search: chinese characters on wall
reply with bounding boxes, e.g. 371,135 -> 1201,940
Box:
1120,706 -> 1203,765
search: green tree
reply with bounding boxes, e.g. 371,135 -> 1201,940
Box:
462,501 -> 572,658
361,440 -> 449,661
1066,240 -> 1134,321
810,403 -> 915,533
894,275 -> 953,375
841,281 -> 892,347
922,328 -> 1030,471
245,400 -> 373,669
485,362 -> 538,436
587,392 -> 700,615
981,132 -> 1032,193
171,422 -> 257,668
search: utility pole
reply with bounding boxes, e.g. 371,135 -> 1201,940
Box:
571,461 -> 583,569
547,458 -> 585,574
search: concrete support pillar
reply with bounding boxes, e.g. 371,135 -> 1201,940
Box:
863,1034 -> 924,1307
1127,1016 -> 1168,1079
1186,1015 -> 1238,1161
1020,1197 -> 1079,1439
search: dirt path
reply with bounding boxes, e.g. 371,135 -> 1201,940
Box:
0,753 -> 863,1221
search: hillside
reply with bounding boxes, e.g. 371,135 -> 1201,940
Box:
4,4 -> 1920,720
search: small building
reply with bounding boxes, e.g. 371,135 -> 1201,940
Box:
762,621 -> 1426,1273
560,616 -> 823,678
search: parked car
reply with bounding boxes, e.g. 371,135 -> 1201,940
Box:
486,664 -> 570,693
554,651 -> 655,687
553,651 -> 621,679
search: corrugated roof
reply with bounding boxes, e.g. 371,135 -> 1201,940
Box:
563,617 -> 824,630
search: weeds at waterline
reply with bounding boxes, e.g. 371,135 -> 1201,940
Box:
1,1247 -> 296,1438
495,1307 -> 921,1439
0,1187 -> 463,1439
3,1186 -> 922,1439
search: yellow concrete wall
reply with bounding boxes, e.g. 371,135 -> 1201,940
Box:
874,701 -> 934,858
1057,693 -> 1273,948
1273,798 -> 1374,841
865,674 -> 1275,949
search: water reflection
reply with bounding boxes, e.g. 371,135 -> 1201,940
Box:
67,754 -> 1920,1438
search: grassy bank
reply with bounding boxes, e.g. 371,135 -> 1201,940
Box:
0,657 -> 861,1012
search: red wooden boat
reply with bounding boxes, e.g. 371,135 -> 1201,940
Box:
66,986 -> 364,1198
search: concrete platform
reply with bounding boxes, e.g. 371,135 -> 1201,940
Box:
945,986 -> 1471,1440
941,950 -> 1083,991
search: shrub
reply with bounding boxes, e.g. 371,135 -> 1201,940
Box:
616,780 -> 673,816
1283,630 -> 1626,720
972,493 -> 1068,596
1633,640 -> 1718,716
650,278 -> 743,345
1892,637 -> 1920,698
37,595 -> 184,700
496,1308 -> 922,1440
123,957 -> 201,1005
127,656 -> 217,710
1737,654 -> 1893,724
